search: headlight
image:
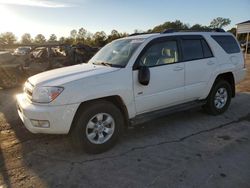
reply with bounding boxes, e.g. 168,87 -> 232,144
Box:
32,86 -> 64,103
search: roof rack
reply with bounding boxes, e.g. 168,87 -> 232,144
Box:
161,28 -> 225,34
129,32 -> 150,36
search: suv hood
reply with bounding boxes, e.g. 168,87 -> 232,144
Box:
28,63 -> 120,86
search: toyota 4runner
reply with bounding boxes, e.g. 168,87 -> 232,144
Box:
16,30 -> 246,153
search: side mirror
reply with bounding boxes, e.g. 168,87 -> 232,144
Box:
138,66 -> 150,86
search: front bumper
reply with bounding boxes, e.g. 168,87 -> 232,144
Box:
16,93 -> 79,134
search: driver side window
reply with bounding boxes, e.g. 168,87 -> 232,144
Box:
139,41 -> 179,67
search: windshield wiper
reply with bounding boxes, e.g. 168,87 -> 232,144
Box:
92,61 -> 123,68
93,61 -> 112,67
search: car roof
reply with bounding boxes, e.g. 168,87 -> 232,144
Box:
124,31 -> 233,41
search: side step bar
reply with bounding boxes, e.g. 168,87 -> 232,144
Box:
130,100 -> 206,126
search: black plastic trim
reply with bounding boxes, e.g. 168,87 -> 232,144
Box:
161,28 -> 225,34
201,39 -> 214,58
130,100 -> 206,126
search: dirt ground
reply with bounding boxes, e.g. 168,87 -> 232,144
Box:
0,57 -> 250,188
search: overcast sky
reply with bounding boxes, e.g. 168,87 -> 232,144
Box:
0,0 -> 249,40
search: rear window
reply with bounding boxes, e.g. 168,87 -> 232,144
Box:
211,35 -> 240,54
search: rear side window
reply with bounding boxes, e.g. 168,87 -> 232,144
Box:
182,39 -> 203,61
201,39 -> 213,58
211,35 -> 240,54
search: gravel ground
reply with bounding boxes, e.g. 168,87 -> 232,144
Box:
0,57 -> 250,188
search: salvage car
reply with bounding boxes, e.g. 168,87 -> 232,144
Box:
16,30 -> 246,153
13,46 -> 32,56
0,44 -> 98,89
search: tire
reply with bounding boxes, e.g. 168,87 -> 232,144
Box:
204,80 -> 232,115
70,100 -> 124,154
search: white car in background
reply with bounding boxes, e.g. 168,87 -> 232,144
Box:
13,46 -> 31,56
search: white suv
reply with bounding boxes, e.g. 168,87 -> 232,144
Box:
16,30 -> 246,153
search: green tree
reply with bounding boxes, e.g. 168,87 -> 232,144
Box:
151,20 -> 189,33
190,24 -> 210,31
77,28 -> 87,42
34,34 -> 46,44
48,34 -> 57,43
64,37 -> 74,45
227,27 -> 236,36
59,37 -> 66,44
84,32 -> 94,46
209,17 -> 231,29
0,32 -> 17,45
21,33 -> 32,44
93,31 -> 107,47
107,30 -> 121,43
120,32 -> 129,38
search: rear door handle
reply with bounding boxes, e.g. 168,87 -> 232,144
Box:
207,61 -> 215,65
173,66 -> 184,71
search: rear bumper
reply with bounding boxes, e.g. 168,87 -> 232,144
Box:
16,93 -> 79,134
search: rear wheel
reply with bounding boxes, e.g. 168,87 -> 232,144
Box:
204,80 -> 232,115
70,101 -> 124,154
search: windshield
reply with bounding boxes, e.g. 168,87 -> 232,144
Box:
89,38 -> 144,68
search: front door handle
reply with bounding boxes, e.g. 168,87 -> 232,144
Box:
173,66 -> 184,71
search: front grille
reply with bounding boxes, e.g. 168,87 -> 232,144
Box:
24,81 -> 34,101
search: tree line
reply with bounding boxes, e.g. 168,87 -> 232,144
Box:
0,29 -> 128,47
0,17 -> 239,48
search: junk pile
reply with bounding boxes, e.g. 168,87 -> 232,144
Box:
0,44 -> 98,89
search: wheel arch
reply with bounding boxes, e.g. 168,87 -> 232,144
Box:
69,95 -> 129,134
214,72 -> 235,97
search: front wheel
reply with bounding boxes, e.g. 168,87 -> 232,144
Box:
70,101 -> 124,154
204,80 -> 232,115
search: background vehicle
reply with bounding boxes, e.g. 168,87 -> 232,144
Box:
13,46 -> 32,56
0,44 -> 98,89
16,29 -> 246,153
